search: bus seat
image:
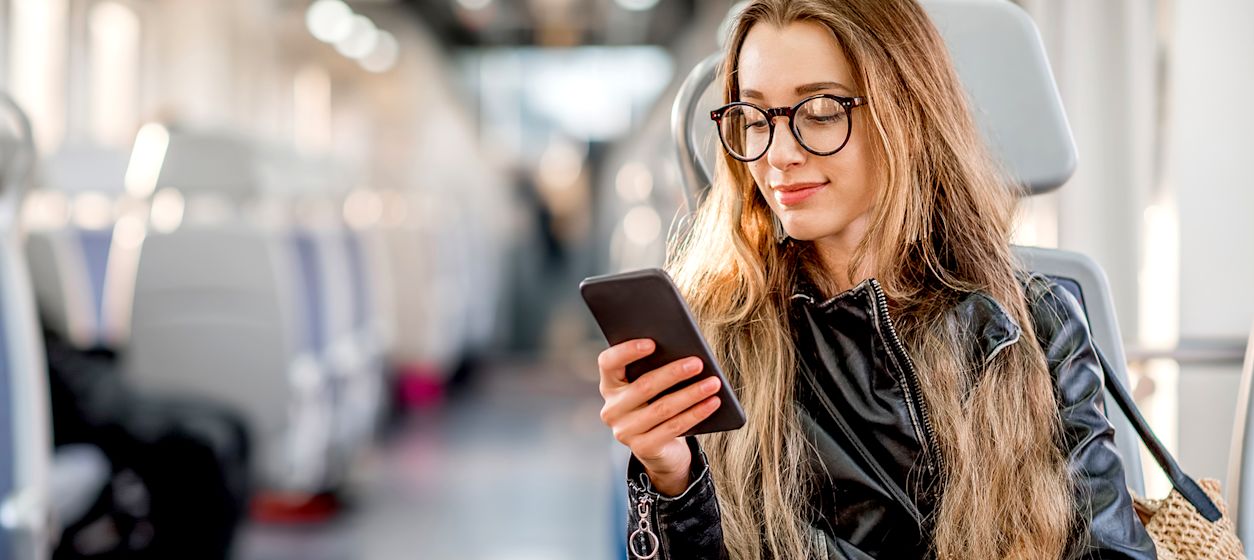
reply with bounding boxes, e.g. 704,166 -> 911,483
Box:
126,131 -> 344,492
23,146 -> 131,350
0,91 -> 55,560
275,161 -> 385,457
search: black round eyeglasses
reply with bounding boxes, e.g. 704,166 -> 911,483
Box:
710,94 -> 868,162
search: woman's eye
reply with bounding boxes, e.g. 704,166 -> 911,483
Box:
804,112 -> 845,125
744,119 -> 769,130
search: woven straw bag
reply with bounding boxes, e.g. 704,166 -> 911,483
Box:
1131,478 -> 1244,560
1092,347 -> 1247,559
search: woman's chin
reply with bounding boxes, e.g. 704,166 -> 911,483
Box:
778,220 -> 827,241
780,216 -> 853,243
781,228 -> 821,242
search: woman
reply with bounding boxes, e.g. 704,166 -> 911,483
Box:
596,0 -> 1155,558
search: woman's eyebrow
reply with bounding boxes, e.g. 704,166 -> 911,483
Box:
740,82 -> 853,100
795,81 -> 852,95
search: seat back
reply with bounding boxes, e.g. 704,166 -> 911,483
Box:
125,132 -> 345,490
129,226 -> 301,428
1013,246 -> 1145,495
0,92 -> 54,560
671,0 -> 1145,493
23,227 -> 94,346
23,146 -> 131,350
271,164 -> 386,453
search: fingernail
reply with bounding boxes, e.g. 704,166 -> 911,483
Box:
636,340 -> 652,352
702,378 -> 720,391
683,359 -> 702,373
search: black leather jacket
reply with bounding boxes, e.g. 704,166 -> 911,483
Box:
624,275 -> 1156,559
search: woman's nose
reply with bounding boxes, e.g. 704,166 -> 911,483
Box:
765,121 -> 806,170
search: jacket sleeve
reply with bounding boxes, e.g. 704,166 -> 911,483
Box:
1027,278 -> 1157,560
625,436 -> 728,560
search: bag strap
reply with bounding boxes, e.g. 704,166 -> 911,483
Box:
1091,343 -> 1224,522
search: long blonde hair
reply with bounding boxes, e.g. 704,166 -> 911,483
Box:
666,1 -> 1076,558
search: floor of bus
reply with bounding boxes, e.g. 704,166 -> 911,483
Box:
236,356 -> 617,560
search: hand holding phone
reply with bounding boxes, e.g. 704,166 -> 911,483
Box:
581,269 -> 747,494
594,338 -> 722,494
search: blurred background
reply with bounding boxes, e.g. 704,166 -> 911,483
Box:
0,0 -> 1250,559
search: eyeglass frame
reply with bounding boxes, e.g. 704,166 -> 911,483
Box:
709,94 -> 869,162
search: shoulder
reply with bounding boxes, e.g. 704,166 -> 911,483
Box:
946,288 -> 1022,368
1018,273 -> 1094,357
944,273 -> 1092,368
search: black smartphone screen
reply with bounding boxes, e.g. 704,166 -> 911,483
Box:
580,268 -> 746,436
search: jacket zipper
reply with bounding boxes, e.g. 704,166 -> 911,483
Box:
627,480 -> 661,559
869,279 -> 945,477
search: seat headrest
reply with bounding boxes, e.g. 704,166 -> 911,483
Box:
154,130 -> 260,200
42,146 -> 130,194
923,0 -> 1076,194
256,152 -> 346,200
675,0 -> 1076,201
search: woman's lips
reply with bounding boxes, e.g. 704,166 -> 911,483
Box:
773,182 -> 828,206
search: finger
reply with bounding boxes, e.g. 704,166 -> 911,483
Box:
601,361 -> 709,434
635,396 -> 721,450
615,356 -> 705,412
616,374 -> 720,437
597,339 -> 656,392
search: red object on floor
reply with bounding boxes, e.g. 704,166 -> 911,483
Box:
396,364 -> 446,409
250,491 -> 341,524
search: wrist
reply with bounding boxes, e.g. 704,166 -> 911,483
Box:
644,455 -> 693,497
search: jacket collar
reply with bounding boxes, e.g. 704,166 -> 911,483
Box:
790,278 -> 1022,367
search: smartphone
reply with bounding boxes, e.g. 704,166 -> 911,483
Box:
580,268 -> 746,436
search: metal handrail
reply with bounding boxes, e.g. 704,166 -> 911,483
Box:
0,91 -> 36,228
1125,338 -> 1249,367
670,52 -> 720,212
0,92 -> 35,153
1226,322 -> 1254,540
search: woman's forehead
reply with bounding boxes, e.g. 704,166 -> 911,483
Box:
737,20 -> 854,102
